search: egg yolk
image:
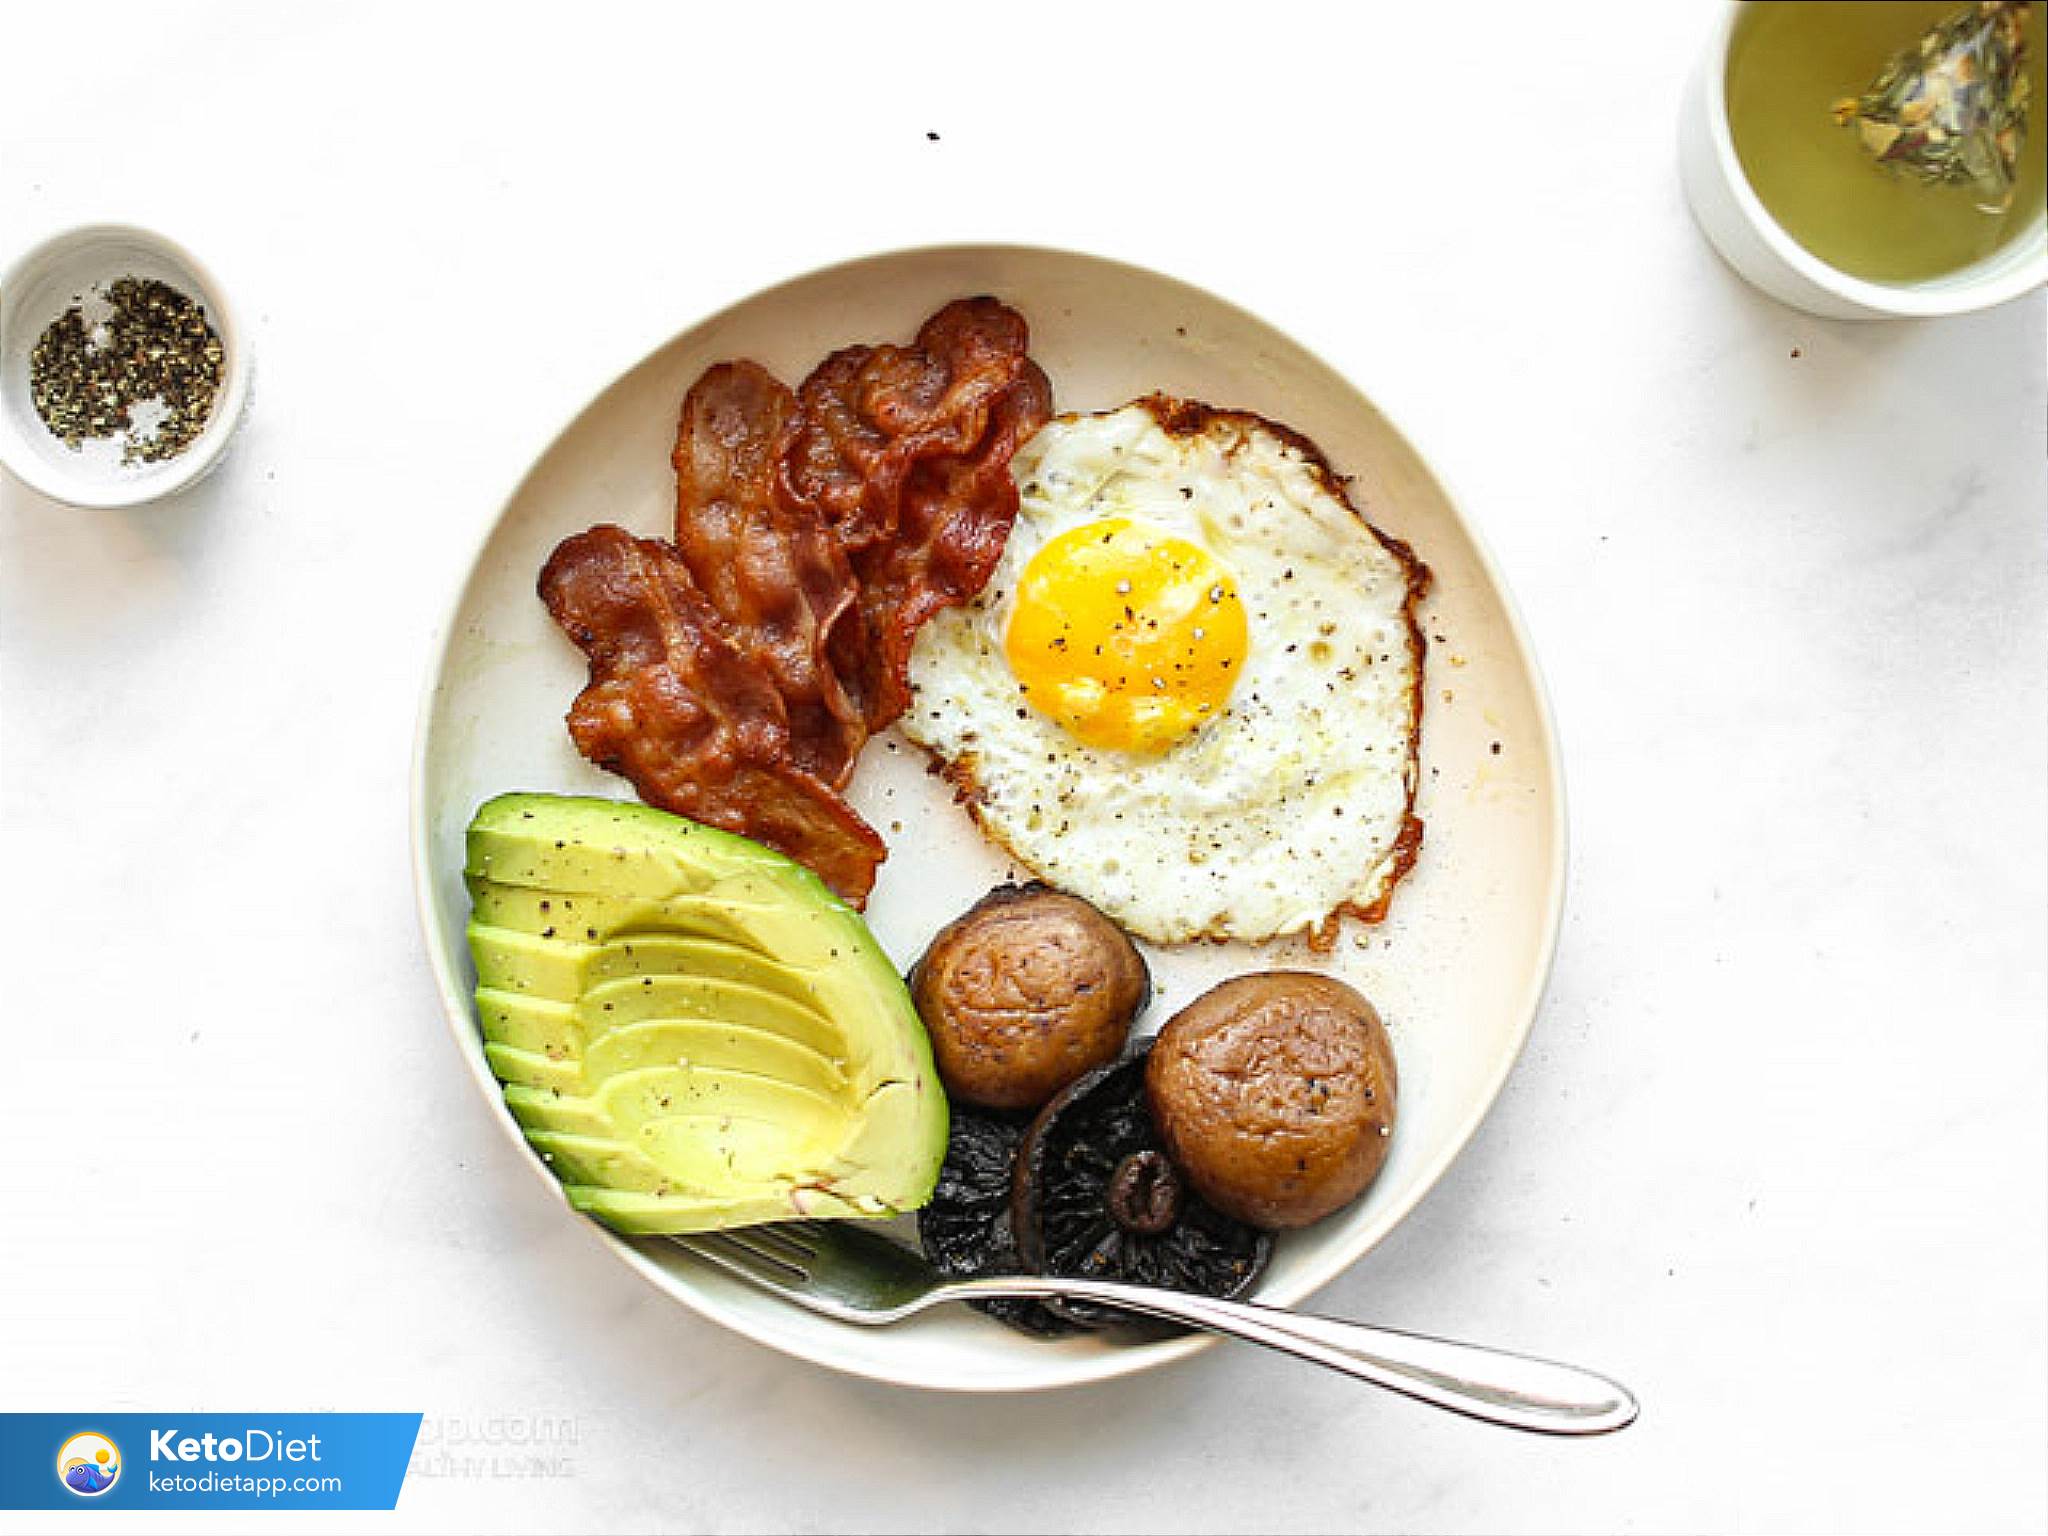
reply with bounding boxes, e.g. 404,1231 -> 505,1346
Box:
1004,518 -> 1248,754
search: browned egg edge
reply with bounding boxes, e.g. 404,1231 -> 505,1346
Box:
916,391 -> 1432,951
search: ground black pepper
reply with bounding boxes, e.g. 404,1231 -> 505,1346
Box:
27,276 -> 224,465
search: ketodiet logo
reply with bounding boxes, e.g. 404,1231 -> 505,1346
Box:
147,1426 -> 323,1466
55,1432 -> 120,1497
4,1413 -> 416,1511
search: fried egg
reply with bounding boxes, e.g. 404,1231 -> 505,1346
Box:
900,396 -> 1428,945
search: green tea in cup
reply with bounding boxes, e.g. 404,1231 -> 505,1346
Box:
1726,1 -> 2044,284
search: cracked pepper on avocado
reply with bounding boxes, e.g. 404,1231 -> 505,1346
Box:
464,296 -> 1425,1332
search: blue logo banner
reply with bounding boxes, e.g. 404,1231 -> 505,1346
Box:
0,1414 -> 421,1511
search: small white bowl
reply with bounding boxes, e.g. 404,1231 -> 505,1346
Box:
1679,3 -> 2048,320
0,223 -> 252,507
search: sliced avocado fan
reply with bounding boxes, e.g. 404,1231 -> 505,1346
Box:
464,793 -> 947,1235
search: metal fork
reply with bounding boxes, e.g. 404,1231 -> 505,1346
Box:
674,1222 -> 1637,1434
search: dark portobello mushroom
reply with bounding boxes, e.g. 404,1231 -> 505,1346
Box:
1013,1043 -> 1271,1329
915,1104 -> 1074,1337
908,883 -> 1150,1112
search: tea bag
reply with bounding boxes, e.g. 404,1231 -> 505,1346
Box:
1832,0 -> 2033,211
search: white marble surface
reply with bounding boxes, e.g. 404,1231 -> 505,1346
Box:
2,3 -> 2043,1532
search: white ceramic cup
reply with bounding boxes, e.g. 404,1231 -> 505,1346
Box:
1679,2 -> 2048,319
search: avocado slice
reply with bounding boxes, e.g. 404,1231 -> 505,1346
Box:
464,792 -> 947,1234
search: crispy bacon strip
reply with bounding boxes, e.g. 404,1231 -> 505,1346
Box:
671,361 -> 868,788
785,297 -> 1052,726
537,299 -> 1051,903
854,364 -> 1051,725
538,524 -> 885,905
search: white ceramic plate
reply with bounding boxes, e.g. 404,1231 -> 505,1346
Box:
411,245 -> 1564,1392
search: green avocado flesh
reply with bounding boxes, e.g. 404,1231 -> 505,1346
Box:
464,793 -> 947,1235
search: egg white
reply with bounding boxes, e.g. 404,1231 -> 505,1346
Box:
899,398 -> 1427,946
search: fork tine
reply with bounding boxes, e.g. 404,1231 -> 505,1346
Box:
678,1230 -> 807,1285
726,1223 -> 818,1267
673,1221 -> 940,1326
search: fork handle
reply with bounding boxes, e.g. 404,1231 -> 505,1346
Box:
949,1277 -> 1637,1435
